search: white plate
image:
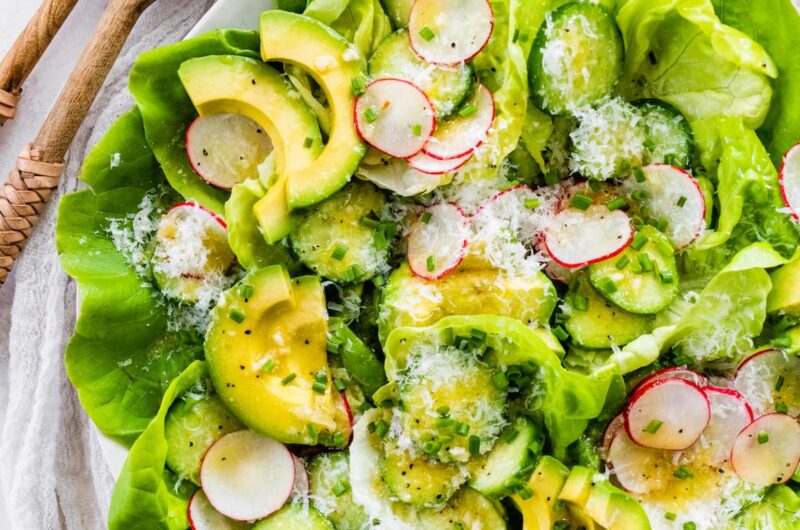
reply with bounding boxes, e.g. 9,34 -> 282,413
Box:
98,0 -> 275,480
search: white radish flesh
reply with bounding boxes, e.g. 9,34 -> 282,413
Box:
423,85 -> 495,160
355,78 -> 435,158
408,0 -> 494,65
406,150 -> 472,175
731,414 -> 800,486
700,386 -> 754,466
606,428 -> 677,494
186,113 -> 273,190
188,490 -> 250,530
624,164 -> 705,249
602,413 -> 625,457
407,202 -> 470,279
200,430 -> 295,521
625,378 -> 710,451
543,205 -> 633,268
292,456 -> 309,499
734,348 -> 800,416
779,142 -> 800,220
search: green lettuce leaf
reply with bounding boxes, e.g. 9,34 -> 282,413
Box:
304,0 -> 391,56
711,0 -> 800,167
56,109 -> 203,444
129,30 -> 261,215
384,315 -> 619,457
108,361 -> 207,530
729,485 -> 800,530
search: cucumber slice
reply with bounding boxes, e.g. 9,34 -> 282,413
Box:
563,273 -> 654,349
369,31 -> 474,118
634,98 -> 694,168
417,487 -> 506,529
307,452 -> 370,530
468,417 -> 541,499
290,181 -> 392,283
251,504 -> 334,530
588,225 -> 678,315
380,441 -> 467,507
382,0 -> 413,28
529,2 -> 624,115
165,394 -> 244,485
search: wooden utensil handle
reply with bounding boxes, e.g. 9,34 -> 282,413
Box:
0,0 -> 80,125
0,0 -> 156,284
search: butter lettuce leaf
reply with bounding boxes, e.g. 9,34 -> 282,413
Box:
129,30 -> 261,215
56,109 -> 203,444
108,361 -> 207,530
305,0 -> 391,56
729,485 -> 800,530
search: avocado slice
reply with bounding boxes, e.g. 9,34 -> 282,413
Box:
583,481 -> 651,529
768,259 -> 800,315
558,465 -> 594,507
178,55 -> 323,238
512,456 -> 569,530
256,11 -> 368,241
205,266 -> 350,445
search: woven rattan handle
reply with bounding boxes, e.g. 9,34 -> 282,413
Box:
0,0 -> 156,285
0,0 -> 80,125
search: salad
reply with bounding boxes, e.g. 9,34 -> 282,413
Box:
55,0 -> 800,528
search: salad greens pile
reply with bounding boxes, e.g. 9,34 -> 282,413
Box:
55,0 -> 800,528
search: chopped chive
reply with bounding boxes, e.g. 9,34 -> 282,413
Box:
436,417 -> 454,428
360,215 -> 381,228
655,217 -> 668,232
345,264 -> 364,282
491,372 -> 509,390
643,419 -> 663,434
374,419 -> 389,438
303,137 -> 314,148
471,328 -> 487,341
459,103 -> 478,118
615,255 -> 631,270
423,440 -> 442,455
419,26 -> 436,41
553,326 -> 569,341
545,169 -> 560,185
512,29 -> 520,42
776,375 -> 785,391
631,189 -> 649,202
332,481 -> 350,497
664,154 -> 678,166
468,435 -> 481,455
306,423 -> 317,441
351,76 -> 366,96
570,193 -> 593,211
573,294 -> 588,311
517,486 -> 533,499
421,211 -> 433,224
411,123 -> 423,136
588,180 -> 602,193
426,255 -> 436,272
638,253 -> 653,272
672,465 -> 694,480
665,512 -> 677,521
372,275 -> 386,287
757,431 -> 769,444
659,269 -> 675,284
454,422 -> 470,436
684,523 -> 697,530
677,195 -> 688,208
502,428 -> 520,444
363,107 -> 379,123
262,358 -> 276,373
331,243 -> 349,261
776,402 -> 789,413
281,373 -> 297,385
607,198 -> 628,211
643,138 -> 656,150
634,167 -> 646,183
315,370 -> 328,383
237,284 -> 254,299
332,431 -> 346,446
228,309 -> 246,323
524,197 -> 541,209
437,405 -> 450,416
631,232 -> 650,250
312,381 -> 327,394
334,378 -> 347,391
598,277 -> 618,295
630,215 -> 644,229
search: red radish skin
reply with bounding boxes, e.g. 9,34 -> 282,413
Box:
779,142 -> 800,220
734,348 -> 800,416
631,367 -> 707,399
406,150 -> 472,175
408,0 -> 494,66
354,78 -> 435,159
292,455 -> 309,499
188,490 -> 250,530
730,413 -> 800,486
407,202 -> 470,280
700,386 -> 754,466
171,201 -> 228,230
624,378 -> 710,451
200,431 -> 295,521
337,391 -> 355,445
422,85 -> 495,161
543,206 -> 633,268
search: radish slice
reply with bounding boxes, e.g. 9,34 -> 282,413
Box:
292,456 -> 309,499
631,367 -> 707,397
542,255 -> 577,284
734,348 -> 800,416
406,150 -> 472,175
731,413 -> 800,486
408,0 -> 494,65
170,201 -> 228,230
356,153 -> 450,196
188,490 -> 249,530
700,386 -> 754,466
625,378 -> 710,451
423,85 -> 495,161
355,78 -> 435,158
606,428 -> 677,494
200,430 -> 295,521
779,143 -> 800,220
602,414 -> 625,457
337,391 -> 355,445
623,164 -> 705,249
407,202 -> 470,279
543,205 -> 633,268
186,113 -> 273,190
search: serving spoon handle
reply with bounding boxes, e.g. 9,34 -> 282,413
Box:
0,0 -> 157,285
0,0 -> 81,126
